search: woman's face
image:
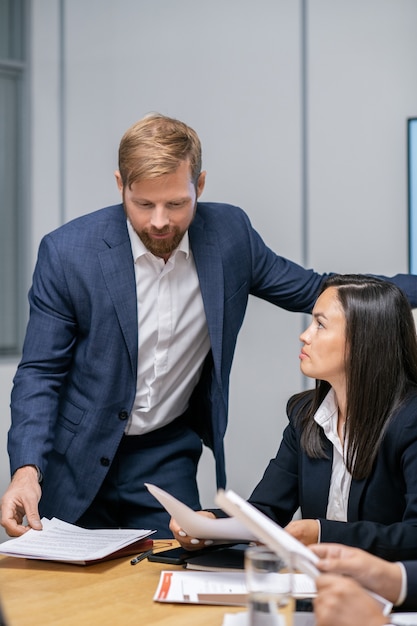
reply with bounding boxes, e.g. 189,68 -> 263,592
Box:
299,286 -> 347,387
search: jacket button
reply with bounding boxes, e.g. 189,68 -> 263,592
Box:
118,410 -> 129,421
100,457 -> 110,467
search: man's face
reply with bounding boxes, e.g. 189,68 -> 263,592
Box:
116,159 -> 206,260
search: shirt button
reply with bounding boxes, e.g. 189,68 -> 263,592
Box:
118,410 -> 129,421
100,457 -> 110,467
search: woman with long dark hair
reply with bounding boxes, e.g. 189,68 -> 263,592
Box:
171,275 -> 417,561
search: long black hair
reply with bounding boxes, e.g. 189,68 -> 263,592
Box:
292,274 -> 417,480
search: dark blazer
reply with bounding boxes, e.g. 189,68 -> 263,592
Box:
402,561 -> 417,610
248,389 -> 417,561
8,202 -> 417,524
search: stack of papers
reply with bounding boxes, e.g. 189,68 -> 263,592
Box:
0,517 -> 155,565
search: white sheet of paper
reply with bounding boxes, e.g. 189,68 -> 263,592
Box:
145,483 -> 257,541
0,517 -> 153,562
153,570 -> 316,605
222,611 -> 316,626
390,615 -> 417,625
222,613 -> 315,626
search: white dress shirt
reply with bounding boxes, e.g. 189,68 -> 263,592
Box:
314,388 -> 352,522
125,220 -> 210,435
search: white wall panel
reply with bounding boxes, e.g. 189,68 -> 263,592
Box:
307,0 -> 417,274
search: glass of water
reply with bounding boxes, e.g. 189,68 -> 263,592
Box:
245,546 -> 294,626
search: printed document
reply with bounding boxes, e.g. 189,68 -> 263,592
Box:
153,570 -> 316,605
0,517 -> 154,564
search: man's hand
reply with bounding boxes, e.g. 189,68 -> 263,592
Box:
309,543 -> 402,604
0,465 -> 43,536
314,574 -> 389,626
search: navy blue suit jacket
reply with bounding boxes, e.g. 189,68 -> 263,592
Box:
249,389 -> 417,561
8,202 -> 417,523
403,561 -> 417,610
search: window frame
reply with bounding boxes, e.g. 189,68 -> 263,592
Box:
0,0 -> 29,356
408,118 -> 417,275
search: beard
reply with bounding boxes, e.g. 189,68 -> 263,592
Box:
136,226 -> 185,258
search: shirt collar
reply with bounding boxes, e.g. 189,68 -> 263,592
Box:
314,388 -> 339,436
127,219 -> 190,262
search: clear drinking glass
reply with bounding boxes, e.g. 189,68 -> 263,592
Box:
245,546 -> 294,626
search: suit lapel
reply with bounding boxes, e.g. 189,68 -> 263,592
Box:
98,213 -> 138,377
347,477 -> 366,521
189,212 -> 224,387
303,450 -> 334,517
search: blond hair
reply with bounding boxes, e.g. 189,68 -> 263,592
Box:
118,113 -> 202,188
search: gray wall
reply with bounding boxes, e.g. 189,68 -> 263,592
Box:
1,0 -> 416,542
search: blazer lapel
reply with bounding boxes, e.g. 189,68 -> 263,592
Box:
99,214 -> 138,377
189,212 -> 224,388
302,451 -> 334,517
347,477 -> 367,521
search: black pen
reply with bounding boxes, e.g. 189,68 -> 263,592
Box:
130,549 -> 153,565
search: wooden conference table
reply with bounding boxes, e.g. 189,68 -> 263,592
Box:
0,540 -> 247,626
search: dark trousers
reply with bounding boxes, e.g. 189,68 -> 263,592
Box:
76,417 -> 203,537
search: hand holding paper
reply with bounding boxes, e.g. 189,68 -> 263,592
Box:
145,483 -> 256,542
